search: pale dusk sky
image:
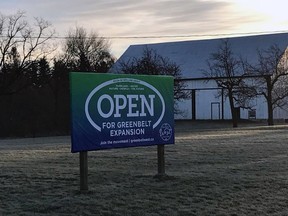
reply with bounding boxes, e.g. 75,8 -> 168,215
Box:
1,0 -> 287,58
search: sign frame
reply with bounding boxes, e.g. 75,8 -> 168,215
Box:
70,72 -> 175,153
70,72 -> 175,191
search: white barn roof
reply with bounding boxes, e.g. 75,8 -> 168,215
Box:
110,33 -> 288,79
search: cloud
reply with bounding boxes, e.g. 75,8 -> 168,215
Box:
1,0 -> 286,58
5,1 -> 230,34
0,0 -> 283,36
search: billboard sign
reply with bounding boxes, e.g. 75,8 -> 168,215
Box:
70,73 -> 174,153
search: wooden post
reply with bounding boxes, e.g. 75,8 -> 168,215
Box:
191,89 -> 196,120
80,151 -> 88,191
157,145 -> 165,176
221,88 -> 224,120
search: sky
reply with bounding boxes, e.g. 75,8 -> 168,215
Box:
1,0 -> 288,58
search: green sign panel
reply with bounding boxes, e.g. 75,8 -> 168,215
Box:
70,73 -> 174,152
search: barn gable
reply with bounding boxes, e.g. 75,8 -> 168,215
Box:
110,33 -> 288,79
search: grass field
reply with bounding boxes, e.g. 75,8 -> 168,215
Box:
1,123 -> 288,215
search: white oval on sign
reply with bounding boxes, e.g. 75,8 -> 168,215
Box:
85,78 -> 165,132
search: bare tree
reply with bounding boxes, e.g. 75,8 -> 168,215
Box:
118,47 -> 189,114
63,27 -> 114,73
206,39 -> 254,127
0,11 -> 55,95
246,45 -> 288,125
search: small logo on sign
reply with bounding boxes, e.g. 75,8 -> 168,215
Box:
159,123 -> 172,141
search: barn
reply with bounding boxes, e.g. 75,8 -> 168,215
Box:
110,33 -> 288,121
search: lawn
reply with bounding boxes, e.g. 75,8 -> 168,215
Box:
1,124 -> 288,215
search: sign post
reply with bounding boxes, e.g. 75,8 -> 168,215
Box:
157,145 -> 165,176
70,73 -> 174,190
79,151 -> 88,191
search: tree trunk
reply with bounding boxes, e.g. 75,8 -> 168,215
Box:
266,76 -> 274,126
228,89 -> 238,128
267,99 -> 274,126
53,88 -> 59,130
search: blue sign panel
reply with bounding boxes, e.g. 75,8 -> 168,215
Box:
70,73 -> 174,153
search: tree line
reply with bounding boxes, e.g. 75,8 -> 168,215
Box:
0,11 -> 114,137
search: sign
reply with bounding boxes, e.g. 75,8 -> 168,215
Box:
70,72 -> 174,153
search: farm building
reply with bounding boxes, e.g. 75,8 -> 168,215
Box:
110,33 -> 288,121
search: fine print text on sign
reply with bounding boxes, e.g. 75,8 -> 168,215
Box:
70,73 -> 174,153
